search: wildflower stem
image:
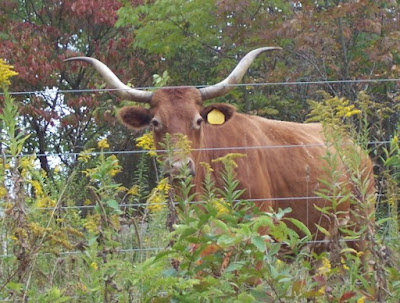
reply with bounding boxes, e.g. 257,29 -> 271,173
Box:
21,170 -> 77,301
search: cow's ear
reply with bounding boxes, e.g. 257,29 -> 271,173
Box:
201,103 -> 236,125
118,106 -> 153,130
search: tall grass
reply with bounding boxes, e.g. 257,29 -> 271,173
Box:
0,84 -> 399,301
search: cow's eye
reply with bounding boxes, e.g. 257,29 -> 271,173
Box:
151,118 -> 161,130
194,117 -> 203,130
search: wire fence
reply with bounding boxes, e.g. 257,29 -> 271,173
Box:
33,194 -> 382,211
1,140 -> 392,159
0,237 -> 385,261
0,136 -> 391,260
0,190 -> 387,261
2,78 -> 400,96
0,80 -> 397,299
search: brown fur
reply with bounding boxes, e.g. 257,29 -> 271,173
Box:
119,87 -> 375,251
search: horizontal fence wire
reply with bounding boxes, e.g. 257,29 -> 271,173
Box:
2,78 -> 400,96
0,80 -> 395,282
0,235 -> 390,260
1,140 -> 392,159
33,194 -> 382,211
0,193 -> 385,259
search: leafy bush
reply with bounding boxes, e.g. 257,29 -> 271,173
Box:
1,64 -> 400,302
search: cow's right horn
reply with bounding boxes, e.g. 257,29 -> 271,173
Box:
65,57 -> 153,103
199,47 -> 281,101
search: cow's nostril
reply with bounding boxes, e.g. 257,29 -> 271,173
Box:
169,158 -> 196,177
187,158 -> 196,176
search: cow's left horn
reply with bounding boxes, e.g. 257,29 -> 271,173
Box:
199,47 -> 281,101
65,57 -> 153,103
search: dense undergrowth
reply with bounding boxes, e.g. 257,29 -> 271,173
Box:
1,63 -> 400,302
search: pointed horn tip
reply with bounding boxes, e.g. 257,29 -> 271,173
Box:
260,46 -> 282,51
64,57 -> 93,63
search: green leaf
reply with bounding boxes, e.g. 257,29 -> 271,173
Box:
251,235 -> 266,252
285,218 -> 312,239
217,234 -> 236,247
211,218 -> 229,233
234,293 -> 256,303
225,262 -> 245,273
375,217 -> 393,226
315,224 -> 330,237
106,199 -> 123,214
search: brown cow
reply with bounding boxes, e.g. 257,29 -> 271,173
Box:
66,47 -> 375,252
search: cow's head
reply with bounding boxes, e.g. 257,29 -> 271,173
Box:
65,47 -> 281,176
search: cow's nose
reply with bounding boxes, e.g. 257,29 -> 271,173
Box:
171,157 -> 196,177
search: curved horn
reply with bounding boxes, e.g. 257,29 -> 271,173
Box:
65,57 -> 153,103
199,47 -> 282,101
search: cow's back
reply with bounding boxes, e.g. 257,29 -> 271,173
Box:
197,113 -> 374,243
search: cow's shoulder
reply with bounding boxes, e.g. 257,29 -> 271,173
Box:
230,113 -> 324,145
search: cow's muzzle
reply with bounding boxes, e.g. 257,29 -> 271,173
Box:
165,157 -> 196,178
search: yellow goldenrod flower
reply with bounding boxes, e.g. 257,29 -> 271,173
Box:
317,256 -> 331,275
110,214 -> 121,231
64,227 -> 85,238
341,257 -> 350,270
212,153 -> 246,168
127,185 -> 139,196
78,149 -> 94,163
136,132 -> 157,156
147,193 -> 166,213
108,168 -> 120,177
14,228 -> 28,239
84,214 -> 101,233
117,186 -> 128,192
212,198 -> 229,216
40,169 -> 47,178
31,180 -> 44,197
97,138 -> 109,149
106,154 -> 121,176
344,109 -> 361,117
82,168 -> 93,177
316,286 -> 325,295
156,177 -> 171,193
0,186 -> 7,198
108,154 -> 118,161
0,59 -> 18,87
200,162 -> 214,173
357,296 -> 366,303
29,222 -> 47,237
19,156 -> 34,170
90,262 -> 98,270
77,283 -> 88,292
35,197 -> 56,208
146,177 -> 171,213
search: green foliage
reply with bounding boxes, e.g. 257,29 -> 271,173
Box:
129,156 -> 313,302
1,88 -> 400,301
117,0 -> 219,58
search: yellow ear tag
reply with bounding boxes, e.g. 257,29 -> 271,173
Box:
207,109 -> 225,125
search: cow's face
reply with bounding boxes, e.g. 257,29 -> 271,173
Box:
118,87 -> 235,176
65,48 -> 280,175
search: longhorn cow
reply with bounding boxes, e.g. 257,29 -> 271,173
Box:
66,47 -> 375,251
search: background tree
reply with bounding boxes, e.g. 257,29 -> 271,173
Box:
0,0 -> 154,179
118,0 -> 400,128
1,0 -> 400,182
